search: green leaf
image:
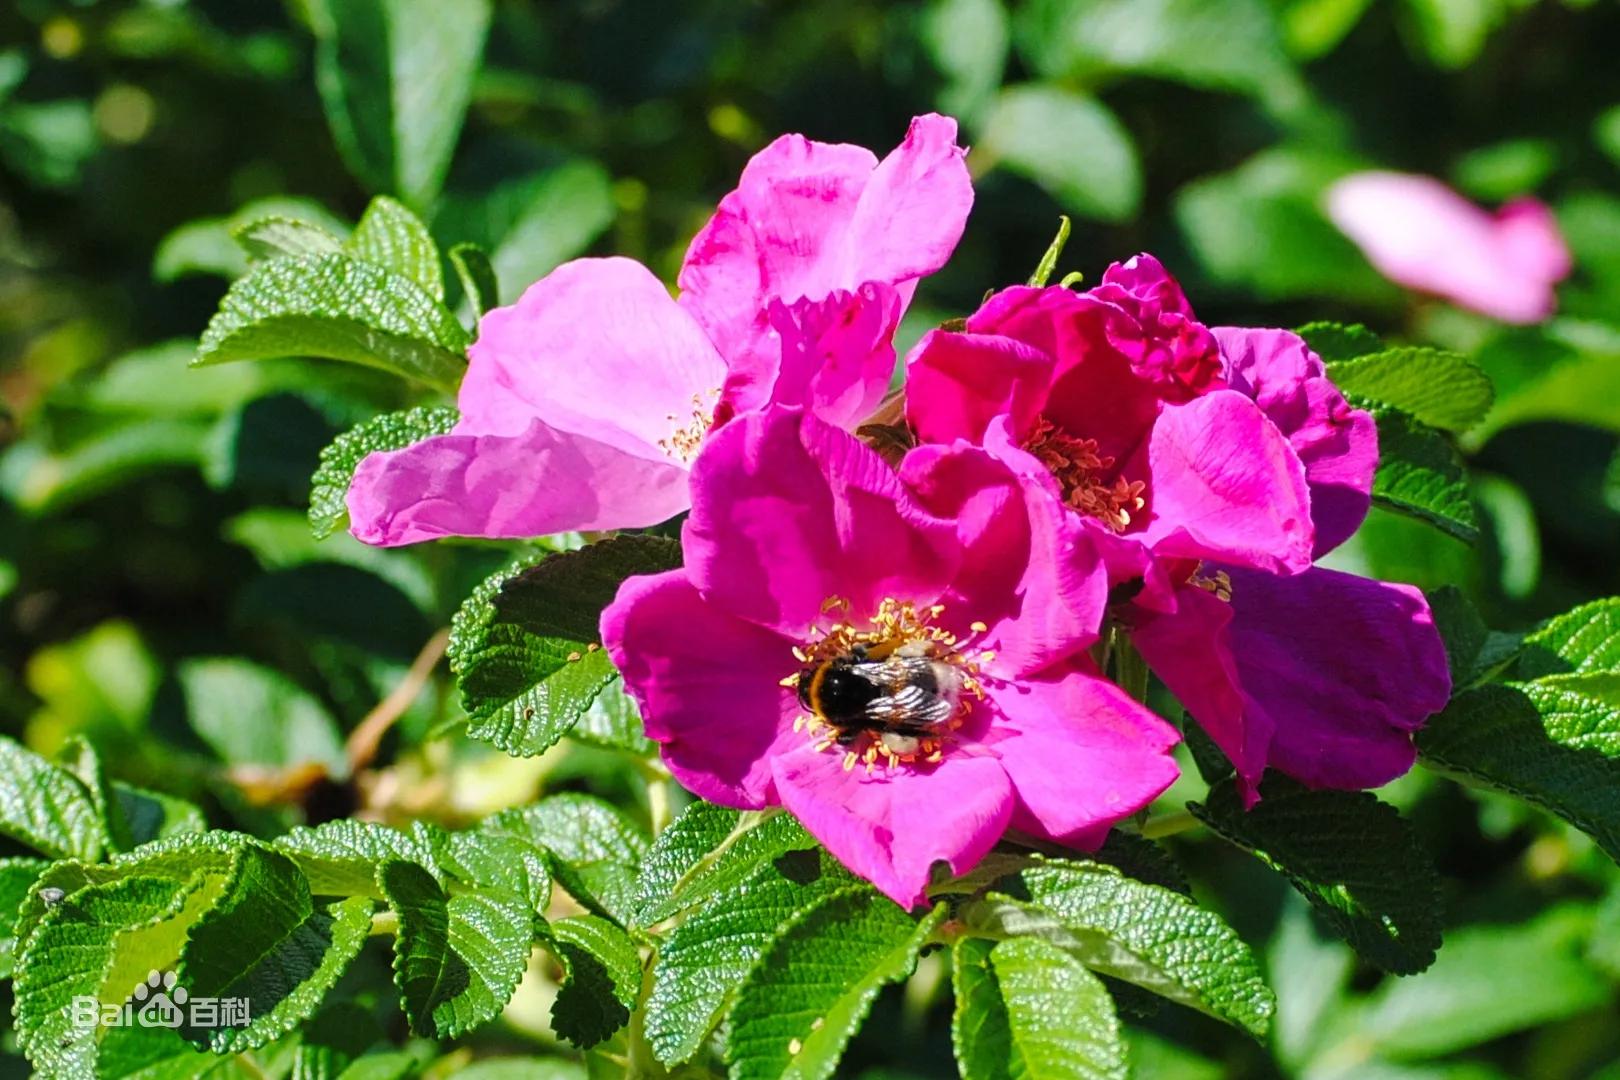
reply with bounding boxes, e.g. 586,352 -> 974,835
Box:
1518,597 -> 1620,678
965,859 -> 1273,1037
276,819 -> 434,899
309,0 -> 493,208
633,805 -> 817,926
234,216 -> 346,262
921,0 -> 1010,123
1190,779 -> 1441,974
377,855 -> 536,1038
1329,347 -> 1494,433
483,794 -> 648,924
154,196 -> 349,282
726,888 -> 943,1080
414,823 -> 552,913
952,936 -> 1128,1080
450,538 -> 682,758
176,844 -> 373,1052
983,85 -> 1139,223
0,418 -> 215,515
1418,680 -> 1620,860
1027,216 -> 1072,287
1352,906 -> 1606,1059
548,915 -> 642,1048
1426,585 -> 1522,688
449,242 -> 500,316
646,849 -> 856,1065
568,677 -> 656,755
194,254 -> 470,392
178,658 -> 347,775
0,857 -> 47,978
1296,320 -> 1384,364
113,784 -> 208,848
346,195 -> 444,300
0,734 -> 105,860
308,405 -> 459,538
1368,409 -> 1478,543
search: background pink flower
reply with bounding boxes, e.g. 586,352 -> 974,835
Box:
1326,171 -> 1571,323
603,407 -> 1179,906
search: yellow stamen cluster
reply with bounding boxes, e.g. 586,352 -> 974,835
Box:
1190,568 -> 1234,602
780,597 -> 991,774
658,389 -> 720,463
1023,417 -> 1146,532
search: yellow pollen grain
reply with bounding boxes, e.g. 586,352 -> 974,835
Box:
780,673 -> 800,687
970,620 -> 988,633
788,1037 -> 803,1055
843,751 -> 858,771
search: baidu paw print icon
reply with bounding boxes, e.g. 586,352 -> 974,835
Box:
133,970 -> 186,1028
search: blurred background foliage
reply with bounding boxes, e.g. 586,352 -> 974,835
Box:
3,0 -> 1620,1076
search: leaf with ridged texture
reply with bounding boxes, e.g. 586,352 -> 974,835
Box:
1418,680 -> 1620,860
194,254 -> 469,392
646,849 -> 856,1066
1518,597 -> 1620,678
111,784 -> 207,847
953,936 -> 1128,1080
1368,408 -> 1477,543
0,857 -> 46,977
345,195 -> 443,299
1296,320 -> 1383,363
482,794 -> 647,925
726,888 -> 943,1080
1329,347 -> 1494,433
377,856 -> 534,1038
412,823 -> 551,914
0,734 -> 105,860
1427,585 -> 1523,688
311,0 -> 492,209
59,737 -> 124,853
1092,830 -> 1189,895
633,805 -> 816,926
449,243 -> 499,316
965,859 -> 1273,1037
450,538 -> 681,758
569,677 -> 655,755
176,843 -> 374,1052
13,873 -> 199,1077
276,819 -> 434,898
308,404 -> 459,539
234,216 -> 345,262
1353,905 -> 1606,1059
548,915 -> 642,1049
1189,779 -> 1441,974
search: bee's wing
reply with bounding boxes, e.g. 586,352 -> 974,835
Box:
848,657 -> 934,691
863,684 -> 955,731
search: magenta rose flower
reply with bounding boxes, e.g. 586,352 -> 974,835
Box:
906,253 -> 1316,595
602,406 -> 1179,907
346,115 -> 972,546
1326,170 -> 1571,324
1129,327 -> 1451,801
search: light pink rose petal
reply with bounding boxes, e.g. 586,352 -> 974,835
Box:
1326,171 -> 1570,324
1216,326 -> 1377,556
683,407 -> 956,638
347,420 -> 690,545
601,571 -> 801,807
843,113 -> 975,293
905,328 -> 1054,445
460,257 -> 726,453
1136,390 -> 1315,574
985,665 -> 1180,845
772,744 -> 1014,908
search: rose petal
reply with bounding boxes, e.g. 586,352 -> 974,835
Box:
771,744 -> 1013,908
905,328 -> 1054,445
683,407 -> 956,637
1215,327 -> 1377,556
1136,389 -> 1315,574
601,570 -> 801,807
347,420 -> 690,545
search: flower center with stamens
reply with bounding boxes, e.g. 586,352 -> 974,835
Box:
1023,417 -> 1146,532
1189,567 -> 1233,602
657,389 -> 720,464
779,597 -> 992,774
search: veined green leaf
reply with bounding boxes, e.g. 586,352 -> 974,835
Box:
308,404 -> 459,539
632,805 -> 816,926
449,242 -> 500,316
1426,585 -> 1523,688
726,888 -> 943,1080
0,857 -> 47,978
1368,408 -> 1478,543
483,794 -> 647,925
1329,347 -> 1494,432
194,254 -> 469,392
276,819 -> 435,899
234,216 -> 345,262
1296,320 -> 1384,364
547,915 -> 642,1049
0,734 -> 105,860
568,677 -> 656,755
1518,596 -> 1620,678
1190,779 -> 1442,974
346,195 -> 444,300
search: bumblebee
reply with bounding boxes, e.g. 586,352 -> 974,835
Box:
797,640 -> 963,756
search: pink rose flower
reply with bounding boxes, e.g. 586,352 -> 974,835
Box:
347,115 -> 972,546
906,254 -> 1316,599
1326,170 -> 1571,324
602,407 -> 1179,907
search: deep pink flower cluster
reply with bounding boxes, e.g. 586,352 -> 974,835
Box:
347,116 -> 1452,907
